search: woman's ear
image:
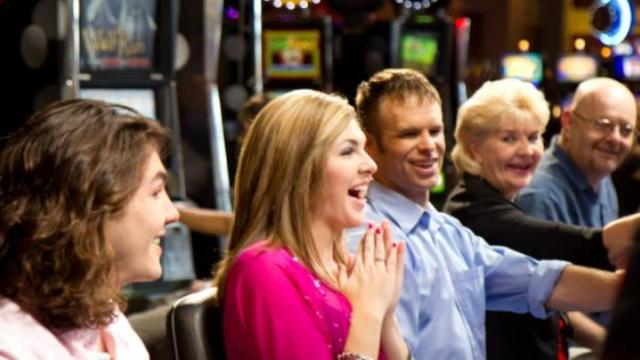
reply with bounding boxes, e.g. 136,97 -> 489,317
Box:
468,139 -> 482,163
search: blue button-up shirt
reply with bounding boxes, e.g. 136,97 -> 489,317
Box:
346,182 -> 569,360
516,135 -> 618,228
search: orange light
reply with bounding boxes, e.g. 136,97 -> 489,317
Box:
518,39 -> 530,52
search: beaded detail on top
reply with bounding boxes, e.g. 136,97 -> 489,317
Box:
291,254 -> 352,354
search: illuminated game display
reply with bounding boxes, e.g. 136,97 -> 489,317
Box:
80,0 -> 157,71
556,54 -> 599,82
500,52 -> 544,86
399,31 -> 439,76
79,88 -> 157,119
612,55 -> 640,80
263,29 -> 322,80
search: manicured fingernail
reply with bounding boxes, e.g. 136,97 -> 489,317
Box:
392,242 -> 397,247
375,228 -> 381,234
368,223 -> 373,229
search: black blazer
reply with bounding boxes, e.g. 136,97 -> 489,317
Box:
443,173 -> 611,360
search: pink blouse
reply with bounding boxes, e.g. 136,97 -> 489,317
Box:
223,240 -> 355,359
0,297 -> 148,359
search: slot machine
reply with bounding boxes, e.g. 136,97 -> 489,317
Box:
549,53 -> 600,141
65,0 -> 195,296
390,14 -> 469,209
262,17 -> 333,96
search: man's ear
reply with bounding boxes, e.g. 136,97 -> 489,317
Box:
365,132 -> 379,158
560,108 -> 572,133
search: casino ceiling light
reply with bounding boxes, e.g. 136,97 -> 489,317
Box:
395,0 -> 436,11
591,0 -> 634,46
265,0 -> 320,10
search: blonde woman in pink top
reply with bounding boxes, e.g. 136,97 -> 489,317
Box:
214,90 -> 411,360
0,99 -> 179,359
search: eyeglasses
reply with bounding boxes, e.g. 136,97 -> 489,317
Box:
571,111 -> 636,139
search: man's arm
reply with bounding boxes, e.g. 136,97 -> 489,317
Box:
568,311 -> 606,354
176,206 -> 233,236
545,265 -> 623,312
603,212 -> 640,269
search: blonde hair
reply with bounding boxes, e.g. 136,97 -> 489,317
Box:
214,89 -> 356,299
452,78 -> 549,175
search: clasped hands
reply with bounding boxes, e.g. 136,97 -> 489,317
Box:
338,221 -> 406,320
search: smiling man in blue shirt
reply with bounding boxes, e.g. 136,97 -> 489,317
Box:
516,77 -> 636,229
346,69 -> 625,359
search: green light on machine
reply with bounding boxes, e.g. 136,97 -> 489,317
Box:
414,15 -> 434,24
431,169 -> 446,194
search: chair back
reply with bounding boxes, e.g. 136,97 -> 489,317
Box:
167,287 -> 225,360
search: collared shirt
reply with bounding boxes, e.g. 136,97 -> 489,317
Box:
516,135 -> 619,228
346,182 -> 569,360
0,297 -> 149,359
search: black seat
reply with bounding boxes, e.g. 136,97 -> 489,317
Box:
166,287 -> 226,360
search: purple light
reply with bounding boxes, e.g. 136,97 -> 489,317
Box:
225,6 -> 240,20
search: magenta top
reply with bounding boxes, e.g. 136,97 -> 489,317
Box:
0,297 -> 148,359
223,240 -> 379,359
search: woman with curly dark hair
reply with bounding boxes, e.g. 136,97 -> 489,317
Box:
0,99 -> 179,358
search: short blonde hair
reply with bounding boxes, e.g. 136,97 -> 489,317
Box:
452,78 -> 549,175
214,89 -> 356,299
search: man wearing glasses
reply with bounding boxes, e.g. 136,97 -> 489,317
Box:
517,77 -> 637,228
516,77 -> 637,354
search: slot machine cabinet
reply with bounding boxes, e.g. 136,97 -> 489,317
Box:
391,15 -> 460,209
64,0 -> 196,293
549,53 -> 600,142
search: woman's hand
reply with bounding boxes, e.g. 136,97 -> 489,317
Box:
379,221 -> 409,360
338,221 -> 403,316
338,221 -> 408,359
381,221 -> 405,318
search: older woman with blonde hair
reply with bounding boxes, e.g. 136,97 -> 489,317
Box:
443,78 -> 640,360
214,89 -> 410,360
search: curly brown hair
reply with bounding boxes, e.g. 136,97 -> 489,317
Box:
0,99 -> 171,332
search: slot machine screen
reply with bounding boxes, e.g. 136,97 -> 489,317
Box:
263,29 -> 322,81
612,55 -> 640,80
399,31 -> 439,76
79,0 -> 157,71
79,88 -> 156,119
500,53 -> 543,86
556,54 -> 598,82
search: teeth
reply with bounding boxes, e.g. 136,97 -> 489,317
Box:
349,186 -> 367,199
411,160 -> 436,167
152,238 -> 161,245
